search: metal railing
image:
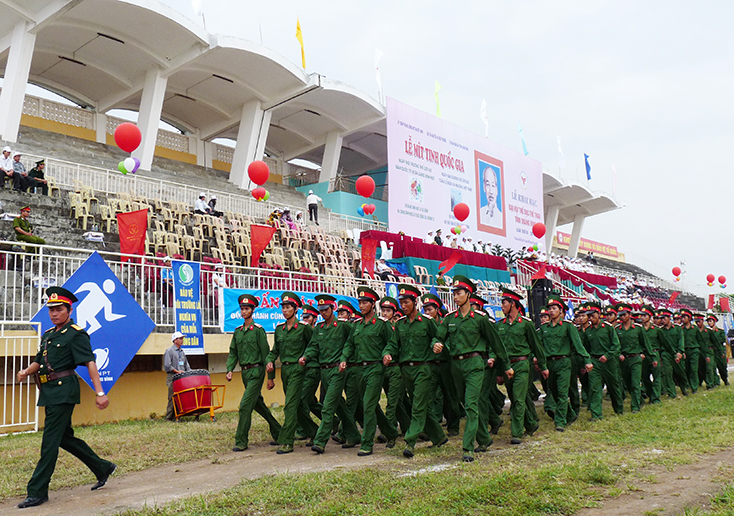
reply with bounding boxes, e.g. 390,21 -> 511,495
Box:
0,322 -> 40,434
515,261 -> 588,303
329,176 -> 388,202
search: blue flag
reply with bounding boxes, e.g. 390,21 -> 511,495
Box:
519,124 -> 529,156
584,153 -> 591,180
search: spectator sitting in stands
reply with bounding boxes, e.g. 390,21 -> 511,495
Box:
13,206 -> 45,252
353,258 -> 363,279
208,195 -> 223,217
433,229 -> 443,246
267,209 -> 282,227
12,152 -> 38,193
28,160 -> 48,195
0,146 -> 21,191
194,192 -> 212,215
375,258 -> 394,280
295,211 -> 304,226
281,209 -> 297,231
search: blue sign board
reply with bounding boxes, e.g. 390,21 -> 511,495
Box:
172,260 -> 204,355
221,289 -> 359,333
31,252 -> 156,393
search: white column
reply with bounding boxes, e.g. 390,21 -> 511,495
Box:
318,130 -> 343,183
95,112 -> 107,143
230,100 -> 271,189
203,141 -> 213,168
0,22 -> 36,142
132,68 -> 168,171
544,204 -> 560,252
567,214 -> 586,258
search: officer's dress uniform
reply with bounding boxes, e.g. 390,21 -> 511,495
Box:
26,319 -> 115,500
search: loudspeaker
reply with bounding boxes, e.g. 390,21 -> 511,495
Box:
528,278 -> 554,327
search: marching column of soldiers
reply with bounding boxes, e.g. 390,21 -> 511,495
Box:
224,277 -> 731,463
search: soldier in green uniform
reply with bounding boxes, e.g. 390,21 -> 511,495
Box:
580,302 -> 624,420
333,299 -> 364,444
16,287 -> 116,509
379,296 -> 411,436
605,306 -> 618,326
383,284 -> 447,458
298,304 -> 323,436
13,206 -> 46,252
657,309 -> 687,398
615,303 -> 655,412
28,160 -> 49,196
538,295 -> 592,431
639,305 -> 663,404
433,277 -> 512,461
679,308 -> 705,394
694,313 -> 717,389
707,314 -> 729,386
226,294 -> 281,451
340,287 -> 400,456
265,293 -> 318,454
300,295 -> 361,453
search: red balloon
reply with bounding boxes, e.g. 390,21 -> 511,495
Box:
251,187 -> 266,201
248,161 -> 270,186
707,273 -> 715,283
719,275 -> 727,284
453,203 -> 470,222
368,204 -> 377,215
114,123 -> 142,153
532,222 -> 546,239
355,175 -> 375,197
672,267 -> 681,277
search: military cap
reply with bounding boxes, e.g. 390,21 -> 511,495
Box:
679,308 -> 693,318
357,286 -> 379,303
501,287 -> 522,303
238,293 -> 259,307
337,300 -> 356,314
546,294 -> 567,312
379,296 -> 399,311
35,159 -> 45,166
604,306 -> 617,315
693,312 -> 704,320
452,275 -> 476,294
395,307 -> 405,317
302,304 -> 320,318
706,313 -> 719,322
20,205 -> 30,212
421,293 -> 442,308
46,286 -> 77,307
584,301 -> 602,314
397,284 -> 420,300
315,294 -> 337,310
280,291 -> 302,308
657,308 -> 673,317
539,306 -> 549,316
615,302 -> 633,314
469,293 -> 487,308
636,305 -> 654,316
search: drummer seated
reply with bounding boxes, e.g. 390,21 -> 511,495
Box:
164,331 -> 191,421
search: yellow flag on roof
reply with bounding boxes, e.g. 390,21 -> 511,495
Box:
296,18 -> 305,69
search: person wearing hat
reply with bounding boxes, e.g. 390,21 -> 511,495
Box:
306,189 -> 322,225
15,287 -> 116,508
336,300 -> 356,321
13,206 -> 46,252
706,314 -> 729,386
28,160 -> 49,195
265,293 -> 318,454
679,308 -> 705,394
378,296 -> 411,438
226,294 -> 282,451
433,276 -> 512,461
298,303 -> 324,431
163,331 -> 191,421
538,295 -> 592,431
12,151 -> 38,192
604,306 -> 618,326
340,286 -> 400,456
657,309 -> 687,398
639,305 -> 663,404
194,192 -> 212,215
693,313 -> 718,389
300,295 -> 361,453
334,299 -> 364,443
433,229 -> 443,246
579,302 -> 624,420
615,303 -> 655,413
207,194 -> 223,217
383,284 -> 447,458
0,145 -> 21,190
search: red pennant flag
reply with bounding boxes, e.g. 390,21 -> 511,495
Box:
720,297 -> 730,313
439,251 -> 463,276
708,294 -> 715,310
362,238 -> 378,278
117,209 -> 148,263
668,291 -> 679,306
531,263 -> 547,280
250,224 -> 276,267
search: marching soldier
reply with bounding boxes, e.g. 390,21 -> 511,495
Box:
679,308 -> 705,394
707,314 -> 729,386
639,305 -> 663,404
16,287 -> 116,508
693,313 -> 717,389
657,309 -> 687,398
299,304 -> 324,436
334,299 -> 363,445
605,306 -> 618,326
615,303 -> 655,413
379,296 -> 411,437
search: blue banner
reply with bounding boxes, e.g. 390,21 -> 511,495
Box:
173,260 -> 204,355
221,289 -> 359,333
31,252 -> 156,393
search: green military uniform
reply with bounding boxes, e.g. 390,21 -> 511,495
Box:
13,207 -> 46,252
640,306 -> 662,404
266,293 -> 317,451
304,295 -> 361,452
679,309 -> 705,394
337,301 -> 364,441
226,294 -> 281,450
615,304 -> 654,413
707,315 -> 729,386
379,296 -> 411,435
538,296 -> 591,430
694,316 -> 717,389
28,160 -> 48,195
657,310 -> 687,398
299,305 -> 323,430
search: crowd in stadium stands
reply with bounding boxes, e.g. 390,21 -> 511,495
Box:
0,147 -> 47,194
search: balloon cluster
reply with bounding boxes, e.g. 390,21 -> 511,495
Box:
672,266 -> 681,282
704,273 -> 727,288
248,161 -> 270,201
114,123 -> 142,174
357,203 -> 376,217
450,224 -> 469,235
719,275 -> 727,289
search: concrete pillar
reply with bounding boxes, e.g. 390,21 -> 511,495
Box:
544,204 -> 560,252
567,214 -> 586,258
95,112 -> 108,143
132,68 -> 168,171
230,100 -> 271,189
0,22 -> 36,142
203,141 -> 213,168
318,130 -> 343,183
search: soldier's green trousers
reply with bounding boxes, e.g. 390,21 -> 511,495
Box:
235,366 -> 281,448
685,348 -> 700,393
278,364 -> 318,446
504,358 -> 538,438
402,363 -> 446,447
356,363 -> 398,452
314,367 -> 360,448
714,348 -> 729,385
547,357 -> 573,428
300,366 -> 323,421
432,360 -> 462,434
699,348 -> 717,388
621,355 -> 643,412
451,355 -> 490,451
383,364 -> 411,434
478,365 -> 503,439
587,356 -> 624,419
27,403 -> 113,498
642,352 -> 661,404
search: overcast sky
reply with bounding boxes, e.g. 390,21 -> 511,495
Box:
136,2 -> 734,295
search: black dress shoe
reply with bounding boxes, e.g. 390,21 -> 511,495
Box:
18,496 -> 48,508
357,449 -> 373,456
91,463 -> 117,491
490,420 -> 504,435
232,446 -> 248,452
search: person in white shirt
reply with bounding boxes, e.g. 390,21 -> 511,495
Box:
306,190 -> 322,225
194,192 -> 211,215
0,146 -> 20,190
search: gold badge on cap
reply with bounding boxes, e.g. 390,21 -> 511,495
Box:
50,293 -> 58,300
400,288 -> 406,294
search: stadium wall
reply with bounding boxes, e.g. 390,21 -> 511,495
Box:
297,182 -> 388,222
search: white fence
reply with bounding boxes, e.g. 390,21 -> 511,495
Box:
0,322 -> 40,434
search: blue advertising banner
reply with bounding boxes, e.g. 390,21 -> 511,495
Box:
221,289 -> 359,333
31,252 -> 156,393
172,260 -> 204,355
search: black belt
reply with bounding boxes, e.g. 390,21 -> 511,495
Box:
321,362 -> 340,369
623,353 -> 639,358
38,369 -> 75,383
241,363 -> 261,370
590,354 -> 604,359
355,360 -> 381,366
401,360 -> 435,367
453,352 -> 481,361
280,361 -> 298,366
386,362 -> 399,367
510,356 -> 528,364
547,355 -> 568,361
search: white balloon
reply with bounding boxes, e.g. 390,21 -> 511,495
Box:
123,157 -> 136,173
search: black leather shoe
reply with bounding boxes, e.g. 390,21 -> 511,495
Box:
232,446 -> 248,452
357,449 -> 373,456
510,438 -> 522,445
91,463 -> 117,491
429,437 -> 449,448
18,496 -> 48,508
490,420 -> 504,435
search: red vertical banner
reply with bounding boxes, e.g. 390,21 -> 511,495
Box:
438,251 -> 463,276
720,297 -> 730,313
362,238 -> 377,278
668,292 -> 680,306
250,224 -> 276,267
117,209 -> 148,262
708,294 -> 715,310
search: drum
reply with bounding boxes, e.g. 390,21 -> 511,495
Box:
172,369 -> 212,415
